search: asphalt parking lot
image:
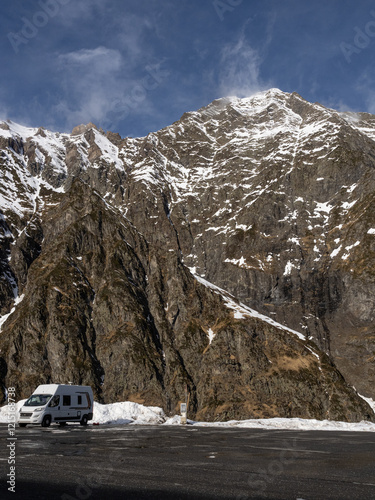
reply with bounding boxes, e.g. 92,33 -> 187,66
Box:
0,424 -> 374,499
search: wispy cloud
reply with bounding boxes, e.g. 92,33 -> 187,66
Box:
320,97 -> 354,113
58,46 -> 122,73
45,4 -> 169,134
52,46 -> 125,130
356,69 -> 375,114
57,0 -> 110,26
217,13 -> 276,100
50,42 -> 170,134
366,95 -> 375,114
0,86 -> 10,120
0,104 -> 10,121
218,33 -> 269,98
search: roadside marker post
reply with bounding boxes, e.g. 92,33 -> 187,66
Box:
180,403 -> 187,425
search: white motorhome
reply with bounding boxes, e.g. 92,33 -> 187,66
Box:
18,384 -> 94,427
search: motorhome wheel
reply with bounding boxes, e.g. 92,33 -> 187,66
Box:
80,415 -> 88,426
42,415 -> 51,427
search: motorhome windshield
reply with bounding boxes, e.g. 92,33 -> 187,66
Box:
24,394 -> 52,406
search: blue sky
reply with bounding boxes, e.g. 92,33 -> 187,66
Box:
1,0 -> 375,138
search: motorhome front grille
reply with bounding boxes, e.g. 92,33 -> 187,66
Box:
20,412 -> 32,417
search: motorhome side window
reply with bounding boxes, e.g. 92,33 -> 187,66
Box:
63,395 -> 71,406
78,395 -> 82,405
49,395 -> 60,407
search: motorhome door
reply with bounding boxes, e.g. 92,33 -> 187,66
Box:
47,394 -> 61,422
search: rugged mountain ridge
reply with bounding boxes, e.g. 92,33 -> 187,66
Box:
0,89 -> 374,421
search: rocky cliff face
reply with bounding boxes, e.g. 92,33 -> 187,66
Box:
0,89 -> 374,421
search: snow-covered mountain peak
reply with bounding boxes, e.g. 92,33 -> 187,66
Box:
2,90 -> 375,226
0,120 -> 39,141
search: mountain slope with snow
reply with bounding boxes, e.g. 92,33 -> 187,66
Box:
0,89 -> 374,421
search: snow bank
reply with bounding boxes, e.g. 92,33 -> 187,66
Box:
0,399 -> 25,423
163,415 -> 375,432
0,399 -> 166,425
90,401 -> 375,431
1,399 -> 374,431
92,401 -> 166,425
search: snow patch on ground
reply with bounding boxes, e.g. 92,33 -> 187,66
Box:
92,401 -> 166,425
1,399 -> 374,431
0,399 -> 26,422
163,416 -> 375,431
0,400 -> 166,425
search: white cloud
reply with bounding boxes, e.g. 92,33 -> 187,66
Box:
0,103 -> 10,121
363,90 -> 375,114
48,3 -> 170,134
50,44 -> 170,134
58,46 -> 122,73
218,33 -> 270,98
52,46 -> 125,130
321,97 -> 354,113
356,70 -> 375,114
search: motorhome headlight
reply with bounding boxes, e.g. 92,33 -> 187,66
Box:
33,408 -> 43,412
